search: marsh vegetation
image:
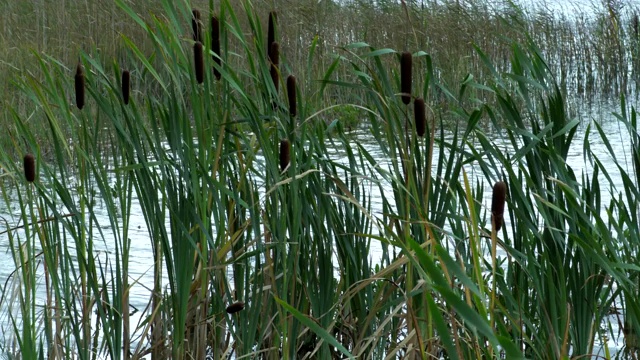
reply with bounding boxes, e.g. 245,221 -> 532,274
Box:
0,0 -> 639,359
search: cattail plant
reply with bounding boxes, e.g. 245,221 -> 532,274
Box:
24,154 -> 36,183
491,181 -> 507,232
279,139 -> 290,172
414,97 -> 426,137
400,52 -> 412,105
194,41 -> 204,84
269,42 -> 280,92
121,70 -> 130,105
211,16 -> 221,80
226,301 -> 245,314
287,75 -> 297,117
75,62 -> 85,110
267,11 -> 277,61
192,9 -> 202,42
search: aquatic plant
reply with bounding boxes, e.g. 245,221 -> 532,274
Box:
74,62 -> 85,110
0,1 -> 639,360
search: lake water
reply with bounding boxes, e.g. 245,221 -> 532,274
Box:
0,97 -> 635,357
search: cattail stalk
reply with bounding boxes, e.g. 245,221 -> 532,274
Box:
75,62 -> 85,110
24,154 -> 36,182
400,52 -> 412,105
287,75 -> 297,117
279,139 -> 290,172
491,181 -> 507,232
267,11 -> 277,61
194,41 -> 204,84
192,9 -> 202,42
211,16 -> 221,80
414,98 -> 426,137
269,42 -> 280,92
121,70 -> 130,105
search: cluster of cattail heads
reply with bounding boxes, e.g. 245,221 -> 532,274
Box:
414,98 -> 426,137
211,16 -> 221,80
279,139 -> 290,172
491,181 -> 507,232
122,70 -> 130,105
286,75 -> 296,117
192,9 -> 203,42
24,154 -> 36,183
75,62 -> 85,110
400,52 -> 412,105
194,41 -> 204,84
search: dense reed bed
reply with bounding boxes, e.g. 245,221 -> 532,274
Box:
0,0 -> 639,359
2,0 -> 640,155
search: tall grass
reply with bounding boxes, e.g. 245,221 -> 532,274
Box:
0,0 -> 639,359
2,1 -> 640,156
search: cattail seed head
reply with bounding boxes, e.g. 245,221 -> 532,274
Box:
269,42 -> 280,92
414,98 -> 426,137
267,11 -> 277,61
211,16 -> 221,80
121,70 -> 130,105
226,301 -> 245,314
194,41 -> 204,84
400,52 -> 412,105
633,14 -> 639,37
24,154 -> 36,183
287,75 -> 297,117
279,139 -> 290,172
75,62 -> 85,110
491,181 -> 507,232
192,9 -> 202,42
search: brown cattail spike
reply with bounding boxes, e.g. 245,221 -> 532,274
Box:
269,42 -> 280,92
414,98 -> 426,137
267,11 -> 277,61
24,154 -> 36,183
279,139 -> 290,172
211,16 -> 221,80
122,70 -> 130,105
400,52 -> 412,105
192,9 -> 202,42
75,62 -> 85,110
194,41 -> 204,84
226,301 -> 245,314
491,181 -> 507,232
286,75 -> 297,117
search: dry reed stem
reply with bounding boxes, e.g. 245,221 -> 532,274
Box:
24,154 -> 35,182
414,97 -> 425,137
286,75 -> 296,117
75,62 -> 85,110
211,16 -> 221,80
400,51 -> 412,105
491,181 -> 507,231
121,70 -> 130,105
279,139 -> 290,172
194,41 -> 204,84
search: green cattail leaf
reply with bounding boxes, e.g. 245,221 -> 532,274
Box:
274,296 -> 355,359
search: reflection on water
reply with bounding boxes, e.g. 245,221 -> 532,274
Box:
0,98 -> 634,355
